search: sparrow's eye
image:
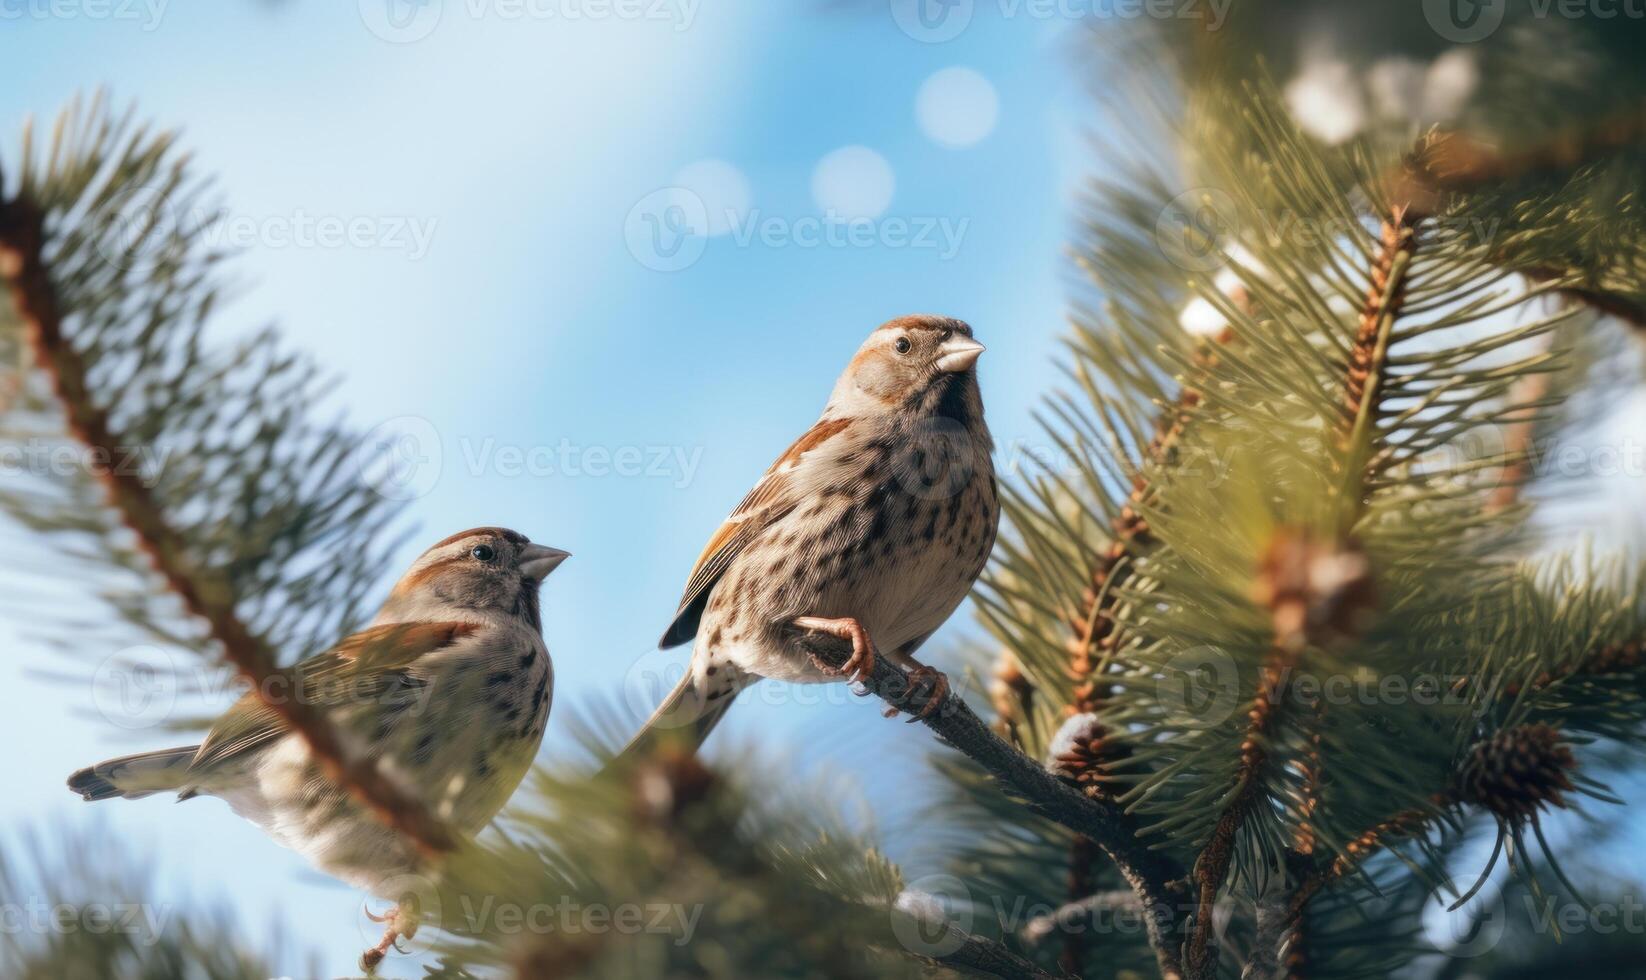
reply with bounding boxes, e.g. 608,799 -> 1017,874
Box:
470,544 -> 497,562
894,336 -> 912,354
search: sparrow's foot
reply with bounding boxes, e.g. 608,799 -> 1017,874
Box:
794,615 -> 877,685
904,665 -> 950,722
359,904 -> 417,974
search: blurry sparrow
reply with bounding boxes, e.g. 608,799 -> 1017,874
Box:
68,527 -> 570,970
624,315 -> 997,754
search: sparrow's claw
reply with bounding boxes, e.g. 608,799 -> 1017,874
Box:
904,666 -> 950,722
794,616 -> 877,687
360,903 -> 407,974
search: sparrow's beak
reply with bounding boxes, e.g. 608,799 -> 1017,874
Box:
519,544 -> 571,581
935,335 -> 986,373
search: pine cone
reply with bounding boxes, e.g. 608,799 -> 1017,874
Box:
1047,713 -> 1122,795
632,746 -> 716,824
1252,529 -> 1376,653
1456,723 -> 1577,823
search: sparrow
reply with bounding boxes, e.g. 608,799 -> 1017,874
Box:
67,527 -> 570,971
623,314 -> 997,755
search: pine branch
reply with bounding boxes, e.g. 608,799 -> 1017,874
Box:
1050,330 -> 1234,977
1401,113 -> 1646,328
793,626 -> 1190,979
0,176 -> 454,855
923,931 -> 1064,980
1405,103 -> 1646,196
1182,207 -> 1422,980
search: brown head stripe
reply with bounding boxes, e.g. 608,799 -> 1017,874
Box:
876,314 -> 972,337
427,526 -> 529,551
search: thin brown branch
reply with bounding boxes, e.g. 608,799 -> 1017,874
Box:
0,193 -> 456,856
1021,328 -> 1235,978
1520,265 -> 1646,330
795,626 -> 1188,980
1486,371 -> 1553,514
1068,327 -> 1234,716
1021,889 -> 1142,947
1059,834 -> 1099,974
1183,211 -> 1420,980
989,651 -> 1035,745
1398,110 -> 1646,328
1288,796 -> 1451,925
1404,104 -> 1646,197
1504,639 -> 1645,697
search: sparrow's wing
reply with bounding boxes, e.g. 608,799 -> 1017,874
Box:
659,417 -> 853,648
187,621 -> 479,773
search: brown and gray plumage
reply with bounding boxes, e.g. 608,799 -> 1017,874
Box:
624,314 -> 998,754
66,527 -> 570,970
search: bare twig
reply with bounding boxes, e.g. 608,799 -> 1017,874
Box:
0,193 -> 456,856
1021,889 -> 1142,947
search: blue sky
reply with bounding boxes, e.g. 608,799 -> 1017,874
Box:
6,3 -> 1646,976
0,2 -> 1093,972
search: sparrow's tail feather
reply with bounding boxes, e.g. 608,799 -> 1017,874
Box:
615,669 -> 743,763
68,746 -> 198,802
